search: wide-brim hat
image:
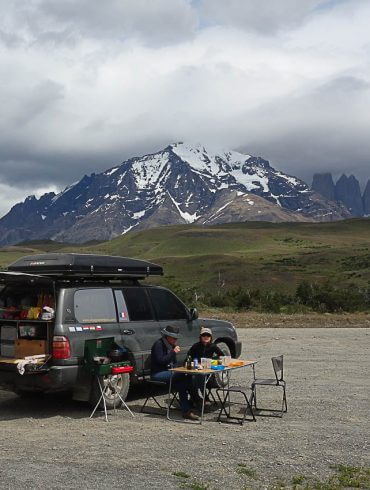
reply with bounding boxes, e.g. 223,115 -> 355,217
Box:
161,325 -> 180,339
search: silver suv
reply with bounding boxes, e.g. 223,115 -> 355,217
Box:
0,253 -> 241,408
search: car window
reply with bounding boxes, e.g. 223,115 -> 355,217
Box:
114,290 -> 129,322
148,288 -> 188,321
122,288 -> 154,321
74,288 -> 116,323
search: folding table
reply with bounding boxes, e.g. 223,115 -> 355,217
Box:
167,366 -> 214,424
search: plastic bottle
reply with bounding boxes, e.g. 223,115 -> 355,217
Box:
193,358 -> 199,369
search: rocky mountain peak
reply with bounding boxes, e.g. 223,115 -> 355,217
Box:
335,174 -> 364,216
312,173 -> 335,201
363,179 -> 370,216
0,143 -> 351,246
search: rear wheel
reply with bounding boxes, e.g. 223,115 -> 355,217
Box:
90,373 -> 130,410
209,341 -> 232,389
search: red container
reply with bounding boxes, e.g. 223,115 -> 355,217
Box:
111,366 -> 133,374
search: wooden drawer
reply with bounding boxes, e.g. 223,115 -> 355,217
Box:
15,339 -> 48,358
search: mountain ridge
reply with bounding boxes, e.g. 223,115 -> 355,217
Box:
0,142 -> 350,245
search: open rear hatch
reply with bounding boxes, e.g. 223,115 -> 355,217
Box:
0,272 -> 55,373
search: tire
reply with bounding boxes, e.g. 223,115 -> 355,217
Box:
209,341 -> 232,389
90,373 -> 130,410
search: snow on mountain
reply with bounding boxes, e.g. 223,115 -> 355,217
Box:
0,143 -> 350,245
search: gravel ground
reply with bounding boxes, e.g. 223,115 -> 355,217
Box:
0,327 -> 369,490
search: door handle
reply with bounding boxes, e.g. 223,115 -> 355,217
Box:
123,329 -> 135,335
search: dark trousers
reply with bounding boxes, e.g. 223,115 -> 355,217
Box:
151,371 -> 193,414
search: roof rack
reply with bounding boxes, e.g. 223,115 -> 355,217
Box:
6,253 -> 163,279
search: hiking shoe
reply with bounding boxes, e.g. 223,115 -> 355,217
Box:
183,410 -> 199,421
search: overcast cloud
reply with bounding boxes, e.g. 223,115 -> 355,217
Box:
0,0 -> 369,217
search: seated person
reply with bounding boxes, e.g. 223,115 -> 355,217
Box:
150,325 -> 199,421
187,327 -> 224,406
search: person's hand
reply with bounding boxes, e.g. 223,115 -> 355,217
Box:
173,345 -> 181,353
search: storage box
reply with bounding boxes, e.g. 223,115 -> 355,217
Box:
15,339 -> 48,358
0,326 -> 17,357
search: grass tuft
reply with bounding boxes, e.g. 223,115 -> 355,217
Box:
237,464 -> 256,479
173,471 -> 190,479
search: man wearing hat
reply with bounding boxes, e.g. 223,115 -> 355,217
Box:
187,327 -> 225,406
150,325 -> 199,421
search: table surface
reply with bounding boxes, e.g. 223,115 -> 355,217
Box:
169,359 -> 257,375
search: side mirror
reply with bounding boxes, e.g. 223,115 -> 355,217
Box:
189,308 -> 198,321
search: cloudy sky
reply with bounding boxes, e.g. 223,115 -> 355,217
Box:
0,0 -> 369,217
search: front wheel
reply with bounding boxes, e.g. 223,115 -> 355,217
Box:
90,373 -> 130,409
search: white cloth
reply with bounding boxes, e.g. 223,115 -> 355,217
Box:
17,355 -> 46,375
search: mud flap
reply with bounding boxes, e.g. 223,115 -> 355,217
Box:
72,368 -> 93,402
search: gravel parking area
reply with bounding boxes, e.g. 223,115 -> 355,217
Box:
0,327 -> 369,489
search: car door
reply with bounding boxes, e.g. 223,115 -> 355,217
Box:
147,287 -> 199,365
114,287 -> 161,375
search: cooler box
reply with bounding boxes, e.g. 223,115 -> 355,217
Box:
0,326 -> 17,357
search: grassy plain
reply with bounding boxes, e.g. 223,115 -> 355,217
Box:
199,309 -> 370,328
1,219 -> 369,294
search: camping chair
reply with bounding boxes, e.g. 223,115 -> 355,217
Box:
250,355 -> 287,417
215,384 -> 256,425
203,375 -> 221,406
140,377 -> 179,414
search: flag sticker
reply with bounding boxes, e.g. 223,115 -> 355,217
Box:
120,312 -> 126,318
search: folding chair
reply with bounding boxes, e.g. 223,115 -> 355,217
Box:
216,385 -> 256,425
250,355 -> 287,417
140,378 -> 179,414
203,375 -> 220,407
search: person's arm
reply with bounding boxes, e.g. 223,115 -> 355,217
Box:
152,340 -> 176,369
187,344 -> 196,360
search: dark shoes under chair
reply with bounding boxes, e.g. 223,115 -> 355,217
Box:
250,355 -> 287,417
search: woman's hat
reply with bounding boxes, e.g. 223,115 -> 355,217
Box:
161,325 -> 180,339
200,327 -> 212,337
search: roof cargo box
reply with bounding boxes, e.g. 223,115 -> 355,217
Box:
7,253 -> 163,278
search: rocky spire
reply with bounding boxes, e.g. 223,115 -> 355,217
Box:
363,180 -> 370,216
312,173 -> 335,201
335,174 -> 364,216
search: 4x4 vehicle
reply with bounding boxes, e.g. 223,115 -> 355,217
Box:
0,253 -> 241,408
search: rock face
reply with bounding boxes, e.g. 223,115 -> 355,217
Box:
312,173 -> 335,201
0,143 -> 351,246
363,180 -> 370,216
335,174 -> 364,216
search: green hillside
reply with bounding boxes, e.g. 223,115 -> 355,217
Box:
2,219 -> 368,294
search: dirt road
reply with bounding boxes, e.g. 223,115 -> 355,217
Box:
0,327 -> 369,489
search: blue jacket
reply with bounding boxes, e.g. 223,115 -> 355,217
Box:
150,338 -> 176,374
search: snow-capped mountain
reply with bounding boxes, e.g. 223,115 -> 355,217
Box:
0,142 -> 350,245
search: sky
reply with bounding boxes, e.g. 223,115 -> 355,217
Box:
0,0 -> 369,218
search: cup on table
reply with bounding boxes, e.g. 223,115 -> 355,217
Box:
221,356 -> 227,366
225,356 -> 232,366
201,358 -> 207,369
206,358 -> 212,369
